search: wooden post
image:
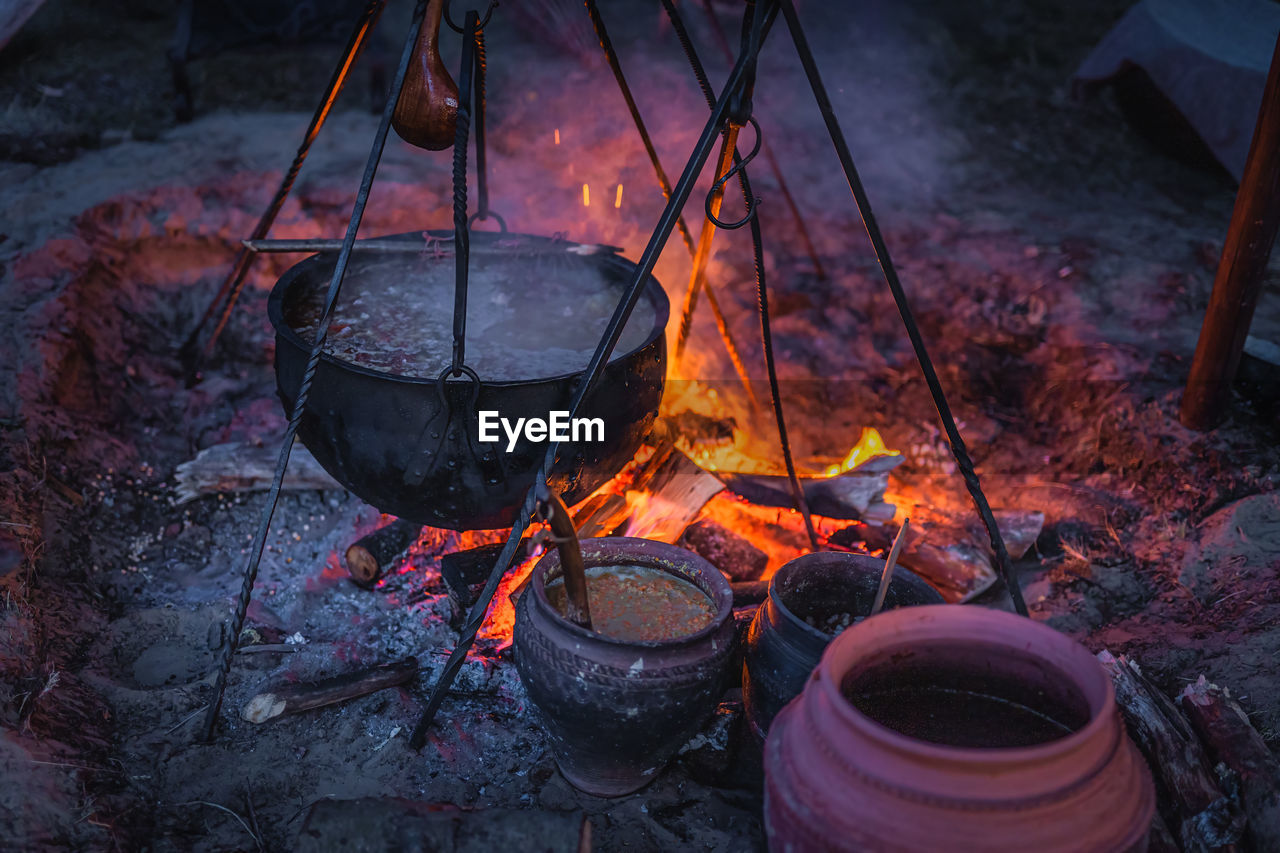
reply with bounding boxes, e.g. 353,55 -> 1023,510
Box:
1181,33 -> 1280,430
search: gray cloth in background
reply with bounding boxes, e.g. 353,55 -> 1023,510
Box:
1073,0 -> 1280,180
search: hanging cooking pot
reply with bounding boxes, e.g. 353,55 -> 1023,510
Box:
267,230 -> 668,530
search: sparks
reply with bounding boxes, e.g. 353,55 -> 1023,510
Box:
582,183 -> 590,207
554,128 -> 560,145
615,183 -> 624,209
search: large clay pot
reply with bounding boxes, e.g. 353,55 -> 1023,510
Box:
764,605 -> 1155,852
743,552 -> 943,738
513,537 -> 736,797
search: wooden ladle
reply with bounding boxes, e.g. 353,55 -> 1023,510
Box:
543,491 -> 593,630
392,0 -> 459,151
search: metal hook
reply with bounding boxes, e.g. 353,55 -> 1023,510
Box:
468,211 -> 508,232
705,117 -> 763,229
444,0 -> 497,32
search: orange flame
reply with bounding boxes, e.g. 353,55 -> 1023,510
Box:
820,427 -> 899,477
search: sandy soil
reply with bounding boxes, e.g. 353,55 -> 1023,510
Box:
2,0 -> 1278,849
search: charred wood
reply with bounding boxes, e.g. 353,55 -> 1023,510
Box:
1098,651 -> 1245,851
1180,676 -> 1280,851
174,441 -> 341,503
344,519 -> 422,588
241,657 -> 418,724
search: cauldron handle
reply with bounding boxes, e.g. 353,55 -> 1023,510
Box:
446,10 -> 482,378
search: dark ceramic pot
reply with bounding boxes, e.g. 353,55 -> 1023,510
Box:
742,551 -> 943,739
512,537 -> 736,797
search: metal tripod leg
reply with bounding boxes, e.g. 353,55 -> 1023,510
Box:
181,0 -> 388,375
409,15 -> 778,747
201,0 -> 431,742
778,0 -> 1028,616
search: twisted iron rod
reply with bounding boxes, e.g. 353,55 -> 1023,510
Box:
182,0 -> 388,367
201,0 -> 432,741
777,0 -> 1028,615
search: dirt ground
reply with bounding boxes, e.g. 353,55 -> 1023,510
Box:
2,0 -> 1278,849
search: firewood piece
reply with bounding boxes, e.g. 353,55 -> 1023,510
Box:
681,520 -> 769,581
1147,811 -> 1182,853
344,519 -> 423,588
440,540 -> 529,612
572,492 -> 628,539
240,658 -> 418,724
829,510 -> 1044,603
989,509 -> 1045,559
1097,651 -> 1245,851
1180,676 -> 1280,850
174,441 -> 341,503
617,443 -> 725,543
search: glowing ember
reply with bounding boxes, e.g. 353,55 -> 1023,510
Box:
582,183 -> 590,207
477,550 -> 538,648
615,183 -> 624,209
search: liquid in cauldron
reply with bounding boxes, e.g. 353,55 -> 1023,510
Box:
843,659 -> 1092,748
546,565 -> 715,643
287,253 -> 656,380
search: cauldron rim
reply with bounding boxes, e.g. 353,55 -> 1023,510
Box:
529,536 -> 734,649
768,551 -> 944,644
266,229 -> 670,388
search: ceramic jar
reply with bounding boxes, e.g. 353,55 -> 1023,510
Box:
513,537 -> 736,796
743,551 -> 943,738
764,605 -> 1155,852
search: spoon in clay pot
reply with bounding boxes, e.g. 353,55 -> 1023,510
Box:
868,518 -> 910,618
541,490 -> 593,630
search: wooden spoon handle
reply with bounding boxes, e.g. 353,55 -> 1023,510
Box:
545,492 -> 593,630
392,0 -> 459,151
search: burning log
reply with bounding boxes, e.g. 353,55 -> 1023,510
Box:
440,540 -> 529,615
1180,677 -> 1280,850
680,519 -> 769,581
613,443 -> 725,542
1097,651 -> 1245,850
344,519 -> 423,588
554,443 -> 724,546
174,441 -> 341,503
241,657 -> 419,724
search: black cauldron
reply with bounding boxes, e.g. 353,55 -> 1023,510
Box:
267,231 -> 668,530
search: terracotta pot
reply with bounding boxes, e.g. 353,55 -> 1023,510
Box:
743,552 -> 943,738
513,537 -> 736,797
764,605 -> 1155,852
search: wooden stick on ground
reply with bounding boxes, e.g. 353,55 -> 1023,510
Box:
1181,676 -> 1280,850
241,658 -> 419,724
345,519 -> 423,588
1097,651 -> 1245,850
175,441 -> 341,503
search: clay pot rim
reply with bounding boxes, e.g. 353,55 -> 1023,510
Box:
818,604 -> 1116,766
530,536 -> 734,648
768,551 -> 943,643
